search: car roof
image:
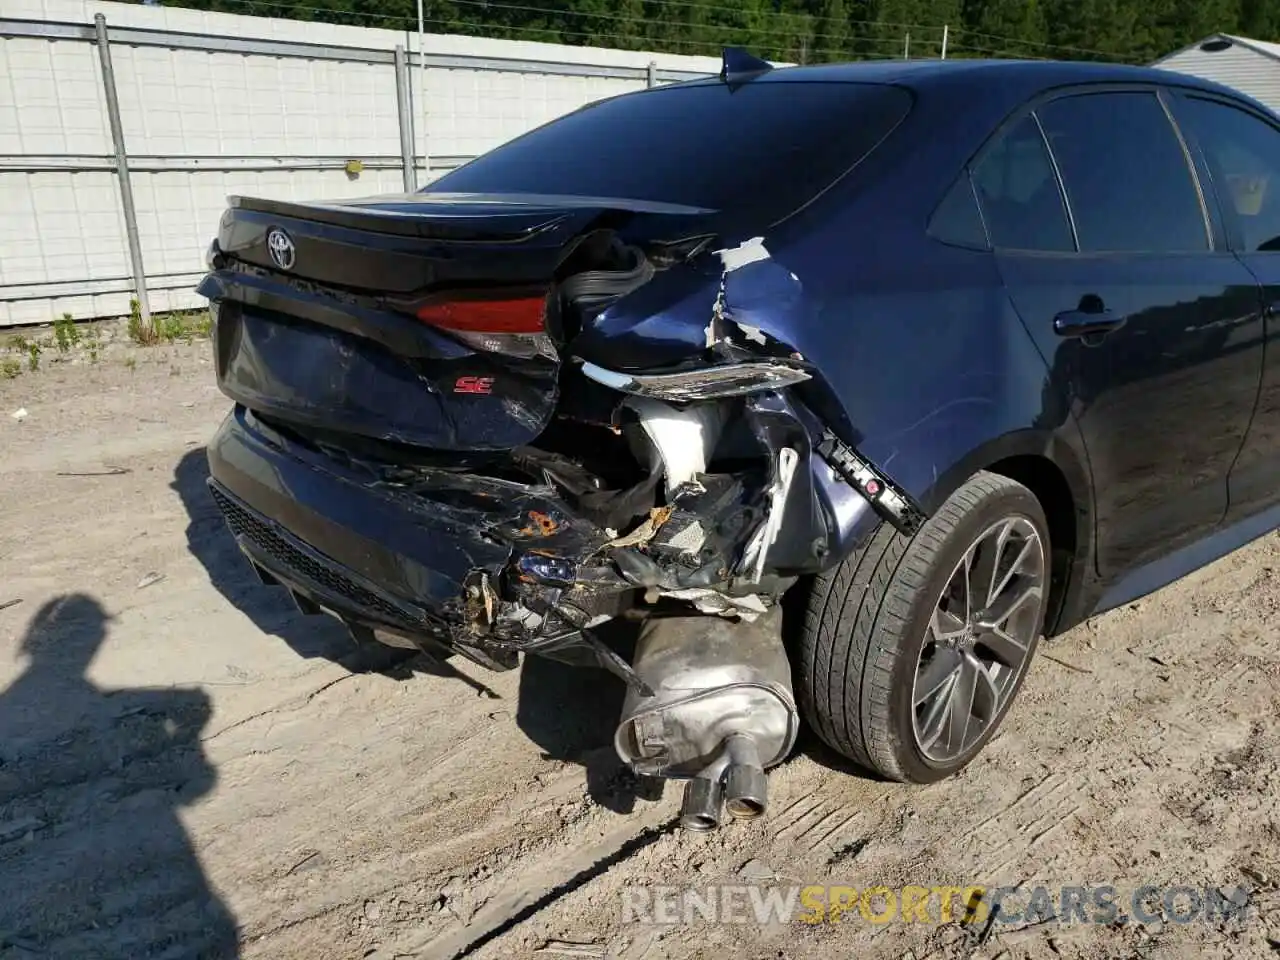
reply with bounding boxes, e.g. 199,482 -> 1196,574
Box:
675,57 -> 1255,107
740,58 -> 1173,85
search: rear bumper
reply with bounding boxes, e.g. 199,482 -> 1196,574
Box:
206,406 -> 624,662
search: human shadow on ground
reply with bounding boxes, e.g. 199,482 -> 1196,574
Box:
0,594 -> 239,958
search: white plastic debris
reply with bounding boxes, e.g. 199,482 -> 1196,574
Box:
714,236 -> 771,272
627,396 -> 723,490
10,407 -> 27,421
662,587 -> 768,621
743,446 -> 800,583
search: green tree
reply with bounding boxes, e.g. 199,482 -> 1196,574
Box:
966,0 -> 1048,59
814,0 -> 850,62
128,0 -> 1280,65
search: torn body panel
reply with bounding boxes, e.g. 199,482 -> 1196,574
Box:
201,183 -> 941,833
207,368 -> 903,689
202,193 -> 928,660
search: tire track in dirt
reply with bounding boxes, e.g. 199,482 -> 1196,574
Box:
402,814 -> 680,959
460,530 -> 1280,959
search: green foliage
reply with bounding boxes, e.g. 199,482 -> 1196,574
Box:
126,297 -> 157,346
162,309 -> 213,343
27,341 -> 41,372
0,358 -> 20,379
54,313 -> 81,353
144,0 -> 1270,65
161,312 -> 188,343
126,302 -> 212,347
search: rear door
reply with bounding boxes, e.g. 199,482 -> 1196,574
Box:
1165,90 -> 1280,523
978,87 -> 1263,580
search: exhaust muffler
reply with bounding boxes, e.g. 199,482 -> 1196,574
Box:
613,609 -> 798,830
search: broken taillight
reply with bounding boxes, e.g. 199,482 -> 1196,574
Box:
409,290 -> 554,359
415,295 -> 547,334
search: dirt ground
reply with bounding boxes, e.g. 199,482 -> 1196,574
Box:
1,326 -> 1279,960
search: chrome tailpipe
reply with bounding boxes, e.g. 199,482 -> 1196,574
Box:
723,733 -> 767,820
614,609 -> 797,832
680,761 -> 727,831
677,732 -> 770,831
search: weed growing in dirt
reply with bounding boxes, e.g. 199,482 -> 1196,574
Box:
54,313 -> 81,352
161,309 -> 213,344
27,342 -> 41,372
1,358 -> 20,379
127,298 -> 161,346
124,356 -> 137,372
83,323 -> 101,363
162,314 -> 186,343
128,303 -> 213,346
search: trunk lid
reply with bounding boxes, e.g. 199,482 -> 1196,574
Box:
201,80 -> 915,455
200,193 -> 716,452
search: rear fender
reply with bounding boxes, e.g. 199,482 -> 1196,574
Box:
913,424 -> 1096,636
725,252 -> 1096,625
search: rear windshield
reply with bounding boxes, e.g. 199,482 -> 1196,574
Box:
427,81 -> 913,224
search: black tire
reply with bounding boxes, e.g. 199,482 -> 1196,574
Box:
797,470 -> 1050,783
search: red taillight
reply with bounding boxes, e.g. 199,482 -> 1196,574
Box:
415,295 -> 546,334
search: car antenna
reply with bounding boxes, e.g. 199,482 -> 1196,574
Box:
720,47 -> 773,87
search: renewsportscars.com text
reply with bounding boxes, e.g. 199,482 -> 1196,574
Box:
620,883 -> 1253,927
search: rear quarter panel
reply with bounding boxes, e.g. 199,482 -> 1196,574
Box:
787,215 -> 1088,515
761,81 -> 1097,617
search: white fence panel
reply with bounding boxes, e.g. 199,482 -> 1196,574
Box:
0,35 -> 112,155
0,0 -> 722,326
425,68 -> 642,160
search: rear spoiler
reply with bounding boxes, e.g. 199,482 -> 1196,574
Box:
227,195 -> 574,243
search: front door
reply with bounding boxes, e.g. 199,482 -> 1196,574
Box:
1168,89 -> 1280,524
974,88 -> 1263,580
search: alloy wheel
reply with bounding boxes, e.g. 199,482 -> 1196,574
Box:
910,515 -> 1047,764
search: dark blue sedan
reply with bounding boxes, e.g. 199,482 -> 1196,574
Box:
198,52 -> 1280,830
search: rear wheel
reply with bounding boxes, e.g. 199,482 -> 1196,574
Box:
797,471 -> 1050,782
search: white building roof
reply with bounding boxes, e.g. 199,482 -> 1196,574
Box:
1153,34 -> 1280,113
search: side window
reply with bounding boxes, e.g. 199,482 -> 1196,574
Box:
1176,95 -> 1280,252
928,172 -> 988,249
970,115 -> 1073,252
1036,91 -> 1208,253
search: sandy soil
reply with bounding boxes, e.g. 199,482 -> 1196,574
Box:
1,328 -> 1278,960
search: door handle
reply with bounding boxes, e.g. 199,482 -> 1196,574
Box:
1053,307 -> 1126,339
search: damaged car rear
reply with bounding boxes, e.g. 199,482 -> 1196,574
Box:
201,54 -> 1133,830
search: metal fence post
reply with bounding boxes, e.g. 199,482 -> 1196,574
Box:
394,45 -> 417,192
94,13 -> 151,328
647,61 -> 657,88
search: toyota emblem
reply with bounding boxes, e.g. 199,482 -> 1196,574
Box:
265,227 -> 296,271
